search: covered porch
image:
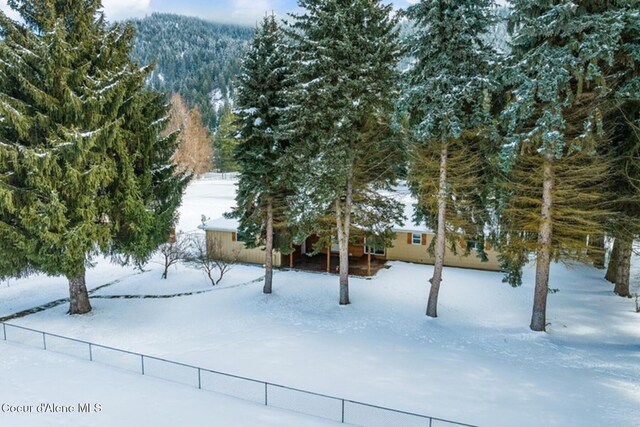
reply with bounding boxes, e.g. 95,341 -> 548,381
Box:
284,235 -> 388,277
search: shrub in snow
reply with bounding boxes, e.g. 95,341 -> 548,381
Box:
185,234 -> 238,286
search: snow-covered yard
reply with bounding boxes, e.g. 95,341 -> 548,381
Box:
1,177 -> 639,427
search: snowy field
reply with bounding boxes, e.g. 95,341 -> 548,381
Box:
1,176 -> 639,427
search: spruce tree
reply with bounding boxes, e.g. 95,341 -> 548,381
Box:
603,105 -> 640,298
501,0 -> 632,331
602,9 -> 640,297
0,0 -> 187,314
403,0 -> 498,318
231,14 -> 291,294
214,105 -> 239,173
285,0 -> 403,305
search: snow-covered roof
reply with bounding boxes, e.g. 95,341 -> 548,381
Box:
199,216 -> 240,232
200,183 -> 432,234
390,183 -> 432,234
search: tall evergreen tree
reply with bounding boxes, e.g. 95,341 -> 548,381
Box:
231,14 -> 291,294
214,105 -> 239,173
501,0 -> 631,331
602,8 -> 640,297
0,0 -> 187,314
603,109 -> 640,298
285,0 -> 403,305
403,0 -> 498,318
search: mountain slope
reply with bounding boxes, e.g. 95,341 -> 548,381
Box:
130,13 -> 253,129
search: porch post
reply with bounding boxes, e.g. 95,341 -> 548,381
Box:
365,238 -> 371,276
289,244 -> 293,268
326,246 -> 331,273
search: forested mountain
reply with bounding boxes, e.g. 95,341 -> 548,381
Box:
130,13 -> 253,129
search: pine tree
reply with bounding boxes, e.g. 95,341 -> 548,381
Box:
214,105 -> 239,173
231,14 -> 292,294
285,0 -> 404,305
603,103 -> 640,298
0,0 -> 188,314
403,0 -> 499,318
501,0 -> 632,331
602,9 -> 640,297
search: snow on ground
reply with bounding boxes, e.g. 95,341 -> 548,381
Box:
177,173 -> 238,233
1,177 -> 639,427
0,341 -> 341,427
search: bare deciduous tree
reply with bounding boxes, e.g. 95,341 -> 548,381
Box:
164,93 -> 213,178
185,233 -> 238,286
157,232 -> 190,279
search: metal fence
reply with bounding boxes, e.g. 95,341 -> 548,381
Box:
201,171 -> 239,181
1,322 -> 476,427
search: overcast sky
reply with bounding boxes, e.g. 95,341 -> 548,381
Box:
0,0 -> 506,26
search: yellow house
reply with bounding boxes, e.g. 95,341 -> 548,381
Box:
198,216 -> 282,267
199,189 -> 501,274
199,224 -> 501,274
384,228 -> 501,271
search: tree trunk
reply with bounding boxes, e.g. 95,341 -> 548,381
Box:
263,200 -> 274,294
336,179 -> 353,305
587,233 -> 605,269
426,143 -> 448,318
605,238 -> 619,283
67,266 -> 92,315
614,238 -> 632,297
531,155 -> 554,332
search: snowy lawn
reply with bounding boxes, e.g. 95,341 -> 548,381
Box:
0,341 -> 341,427
1,177 -> 639,427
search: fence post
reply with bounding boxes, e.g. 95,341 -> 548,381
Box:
0,324 -> 474,426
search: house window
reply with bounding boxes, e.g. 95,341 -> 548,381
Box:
412,233 -> 423,245
467,240 -> 482,251
365,245 -> 385,256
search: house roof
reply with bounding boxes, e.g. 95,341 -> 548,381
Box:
198,216 -> 240,233
390,184 -> 432,234
200,183 -> 433,234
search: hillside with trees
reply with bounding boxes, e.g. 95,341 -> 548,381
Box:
130,13 -> 253,129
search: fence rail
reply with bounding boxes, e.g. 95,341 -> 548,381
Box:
1,322 -> 476,427
201,171 -> 239,181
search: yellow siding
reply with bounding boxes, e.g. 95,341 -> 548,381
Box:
207,229 -> 500,272
206,230 -> 282,267
386,232 -> 435,264
386,232 -> 501,271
